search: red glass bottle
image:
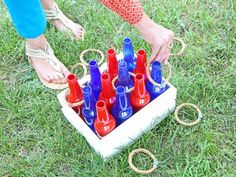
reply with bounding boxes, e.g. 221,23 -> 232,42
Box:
133,49 -> 147,80
94,100 -> 116,137
66,74 -> 84,115
99,73 -> 116,112
130,73 -> 151,112
107,48 -> 118,80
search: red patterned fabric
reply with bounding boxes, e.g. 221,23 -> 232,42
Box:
99,0 -> 144,24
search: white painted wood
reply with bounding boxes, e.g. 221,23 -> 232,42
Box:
57,61 -> 177,160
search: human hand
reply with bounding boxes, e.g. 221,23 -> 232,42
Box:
134,13 -> 174,63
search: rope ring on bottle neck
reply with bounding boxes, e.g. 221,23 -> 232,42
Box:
174,103 -> 203,126
71,62 -> 87,78
170,37 -> 186,56
111,72 -> 136,93
146,61 -> 172,87
63,89 -> 85,107
128,148 -> 158,174
80,48 -> 105,66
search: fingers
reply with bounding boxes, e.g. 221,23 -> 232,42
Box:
162,43 -> 172,64
154,32 -> 174,63
163,52 -> 171,64
163,37 -> 174,63
156,44 -> 168,63
62,68 -> 71,78
149,45 -> 161,62
163,32 -> 175,63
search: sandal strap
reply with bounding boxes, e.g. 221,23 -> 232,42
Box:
44,3 -> 73,31
44,3 -> 61,20
44,2 -> 85,40
25,44 -> 62,72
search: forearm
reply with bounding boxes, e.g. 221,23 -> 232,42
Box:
99,0 -> 144,24
99,0 -> 174,64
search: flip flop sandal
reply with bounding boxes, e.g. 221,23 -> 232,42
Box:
44,3 -> 85,40
25,43 -> 68,90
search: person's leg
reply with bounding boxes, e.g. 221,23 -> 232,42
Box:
4,0 -> 69,85
4,0 -> 46,39
40,0 -> 84,39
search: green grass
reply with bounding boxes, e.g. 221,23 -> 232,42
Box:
0,0 -> 235,176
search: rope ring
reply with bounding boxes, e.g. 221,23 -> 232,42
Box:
128,148 -> 158,174
64,89 -> 84,107
69,99 -> 85,107
170,37 -> 186,56
174,103 -> 203,126
146,61 -> 172,88
71,62 -> 88,78
80,49 -> 104,66
111,72 -> 136,93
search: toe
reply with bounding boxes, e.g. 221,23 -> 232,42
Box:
48,74 -> 56,83
61,66 -> 71,78
51,72 -> 67,84
41,73 -> 52,83
53,74 -> 60,84
76,24 -> 84,32
74,25 -> 84,39
57,73 -> 67,84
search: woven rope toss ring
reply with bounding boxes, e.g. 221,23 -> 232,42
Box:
174,103 -> 203,126
170,37 -> 186,56
80,48 -> 104,66
111,72 -> 136,93
128,148 -> 158,174
71,62 -> 88,78
63,89 -> 84,108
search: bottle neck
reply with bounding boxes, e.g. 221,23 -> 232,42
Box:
116,92 -> 129,110
133,74 -> 146,97
136,49 -> 146,73
123,37 -> 135,62
107,49 -> 118,76
124,52 -> 135,63
97,101 -> 109,122
90,68 -> 101,85
67,74 -> 82,100
151,62 -> 162,83
118,62 -> 131,82
83,91 -> 96,110
101,73 -> 115,97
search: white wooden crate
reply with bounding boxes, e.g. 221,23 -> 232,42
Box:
57,60 -> 177,160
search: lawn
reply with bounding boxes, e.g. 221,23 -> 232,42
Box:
0,0 -> 235,176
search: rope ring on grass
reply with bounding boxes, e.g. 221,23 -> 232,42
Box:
63,89 -> 84,107
111,72 -> 136,93
128,148 -> 158,174
146,61 -> 172,88
71,62 -> 87,78
80,49 -> 104,66
170,37 -> 186,56
174,103 -> 203,126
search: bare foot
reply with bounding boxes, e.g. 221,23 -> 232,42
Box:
26,35 -> 70,84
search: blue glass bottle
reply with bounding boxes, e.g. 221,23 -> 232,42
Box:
112,86 -> 133,126
115,61 -> 134,93
89,60 -> 101,100
123,37 -> 136,72
146,61 -> 168,100
82,86 -> 97,132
